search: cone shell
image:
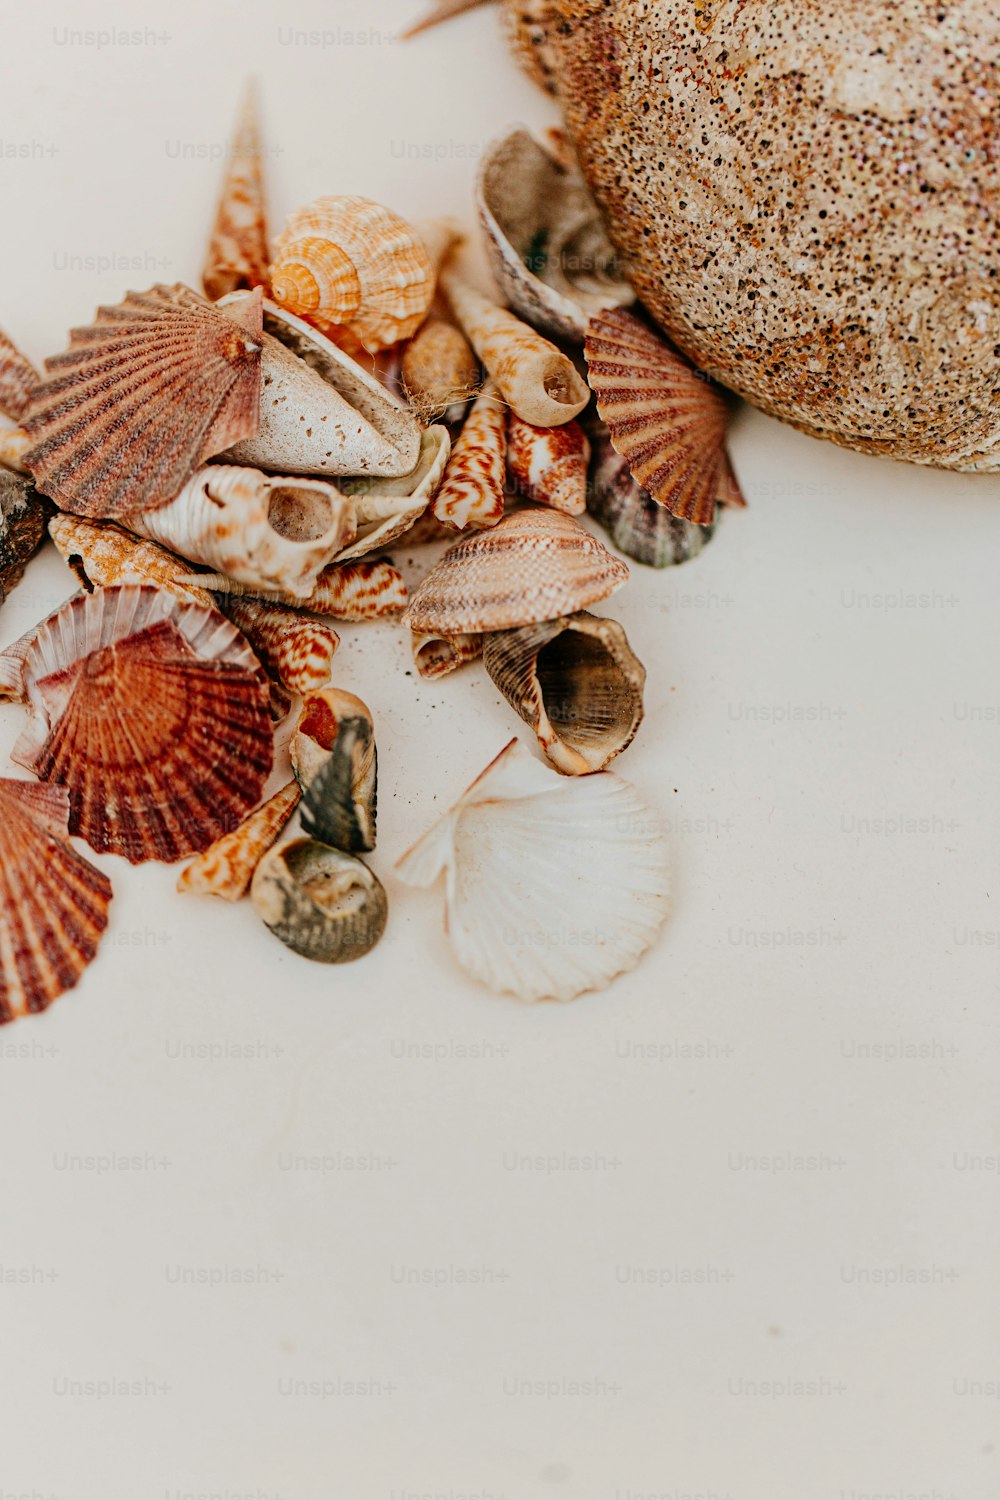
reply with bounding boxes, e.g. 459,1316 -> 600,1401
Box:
482,610 -> 644,774
12,586 -> 273,864
0,330 -> 40,423
49,516 -> 216,607
22,285 -> 263,519
583,309 -> 744,526
217,596 -> 339,695
291,690 -> 377,854
401,318 -> 482,425
396,738 -> 669,1001
184,556 -> 409,620
336,424 -> 450,561
202,81 -> 271,302
412,631 -> 484,680
177,780 -> 300,901
129,464 -> 354,600
587,421 -> 714,567
252,838 -> 387,963
431,382 -> 506,531
0,780 -> 112,1024
440,266 -> 590,427
507,413 -> 589,515
0,471 -> 48,604
404,507 -> 628,635
270,196 -> 435,353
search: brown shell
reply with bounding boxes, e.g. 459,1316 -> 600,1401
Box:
584,309 -> 744,525
431,381 -> 507,531
202,81 -> 271,301
0,780 -> 112,1025
187,556 -> 409,619
401,0 -> 494,38
412,631 -> 484,679
400,318 -> 482,424
507,413 -> 589,515
0,329 -> 40,422
586,418 -> 715,567
404,506 -> 629,635
177,780 -> 300,901
49,515 -> 216,607
23,285 -> 262,518
217,595 -> 339,695
0,471 -> 48,605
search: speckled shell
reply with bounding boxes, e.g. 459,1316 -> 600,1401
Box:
202,81 -> 271,301
401,318 -> 482,424
0,330 -> 39,422
0,471 -> 47,604
177,781 -> 301,901
291,690 -> 377,854
194,556 -> 409,619
412,631 -> 484,679
217,596 -> 340,695
519,0 -> 1000,471
337,425 -> 451,560
586,419 -> 714,567
404,506 -> 629,635
482,609 -> 644,774
270,196 -> 435,352
507,412 -> 589,515
431,382 -> 507,531
48,516 -> 217,607
252,838 -> 387,963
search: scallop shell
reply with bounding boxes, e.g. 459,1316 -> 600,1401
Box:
431,382 -> 506,531
0,623 -> 38,703
506,412 -> 589,515
217,596 -> 339,695
482,611 -> 644,774
49,516 -> 217,607
336,424 -> 451,561
0,780 -> 112,1025
177,780 -> 300,901
252,838 -> 387,963
583,307 -> 745,526
0,471 -> 48,605
0,330 -> 40,423
396,738 -> 669,1001
477,127 -> 634,342
202,81 -> 270,302
412,631 -> 484,680
183,556 -> 409,620
270,196 -> 434,353
404,507 -> 629,635
439,266 -> 590,427
291,690 -> 377,854
220,293 -> 421,478
22,285 -> 262,519
401,318 -> 482,425
129,464 -> 354,600
587,421 -> 715,567
11,585 -> 273,864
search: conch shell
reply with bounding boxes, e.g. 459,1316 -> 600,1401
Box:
401,318 -> 482,424
49,515 -> 216,607
431,382 -> 507,531
202,81 -> 270,301
177,781 -> 301,901
252,838 -> 387,964
506,413 -> 589,515
290,690 -> 377,855
217,596 -> 340,696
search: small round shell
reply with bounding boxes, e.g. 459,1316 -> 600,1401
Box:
252,839 -> 387,963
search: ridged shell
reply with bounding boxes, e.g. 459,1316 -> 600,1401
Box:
431,382 -> 507,531
404,507 -> 629,635
0,471 -> 48,604
477,127 -> 634,341
401,0 -> 492,37
0,330 -> 40,423
49,516 -> 216,607
217,596 -> 339,695
336,425 -> 450,561
401,318 -> 482,424
412,631 -> 484,680
252,838 -> 387,963
270,196 -> 435,352
12,586 -> 272,864
202,81 -> 270,302
440,266 -> 590,427
291,690 -> 377,854
587,421 -> 715,567
177,780 -> 300,901
396,739 -> 669,1001
129,464 -> 354,599
0,780 -> 112,1025
482,610 -> 644,774
583,308 -> 745,526
23,285 -> 262,519
184,556 -> 409,620
507,413 -> 589,515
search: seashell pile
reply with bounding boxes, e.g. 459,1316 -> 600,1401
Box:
0,80 -> 750,1020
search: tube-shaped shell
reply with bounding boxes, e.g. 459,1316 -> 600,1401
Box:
336,425 -> 450,560
0,471 -> 48,605
252,839 -> 387,963
216,595 -> 339,695
401,318 -> 482,424
291,690 -> 377,854
587,421 -> 715,567
129,465 -> 354,600
404,507 -> 629,635
181,556 -> 409,620
49,516 -> 216,607
412,631 -> 484,680
440,266 -> 590,427
0,330 -> 40,422
202,81 -> 270,301
177,781 -> 301,901
507,413 -> 589,515
431,382 -> 506,531
482,610 -> 644,774
270,196 -> 435,352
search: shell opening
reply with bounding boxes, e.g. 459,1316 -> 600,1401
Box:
267,486 -> 337,543
543,369 -> 578,406
536,631 -> 642,760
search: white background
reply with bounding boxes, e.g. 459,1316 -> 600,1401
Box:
0,1 -> 998,1494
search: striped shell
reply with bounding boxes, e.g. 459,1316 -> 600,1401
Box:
507,413 -> 589,515
587,420 -> 715,568
412,631 -> 484,680
185,556 -> 409,620
431,381 -> 507,531
0,471 -> 48,605
49,516 -> 216,607
0,329 -> 40,422
177,781 -> 301,901
202,81 -> 271,301
217,595 -> 339,695
252,839 -> 387,964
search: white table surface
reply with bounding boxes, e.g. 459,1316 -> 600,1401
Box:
1,1 -> 998,1494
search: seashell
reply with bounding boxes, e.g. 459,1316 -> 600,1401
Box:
0,427 -> 31,474
22,284 -> 262,519
482,610 -> 644,775
477,127 -> 634,342
587,420 -> 715,568
440,265 -> 590,428
177,780 -> 300,901
431,382 -> 506,531
268,680 -> 294,723
49,516 -> 216,607
501,0 -> 559,94
220,293 -> 421,478
401,318 -> 481,425
0,622 -> 39,703
336,424 -> 451,561
270,196 -> 434,353
251,838 -> 387,963
401,0 -> 493,38
202,81 -> 270,302
180,555 -> 409,620
0,471 -> 48,605
396,738 -> 669,1001
0,780 -> 112,1025
404,506 -> 628,636
216,595 -> 339,695
290,690 -> 377,854
0,330 -> 40,423
412,631 -> 484,680
415,217 -> 465,284
506,412 -> 589,515
11,585 -> 273,864
129,464 -> 354,600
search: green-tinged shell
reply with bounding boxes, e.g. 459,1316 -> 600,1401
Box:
291,690 -> 377,854
587,423 -> 714,567
0,471 -> 48,604
251,838 -> 387,963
